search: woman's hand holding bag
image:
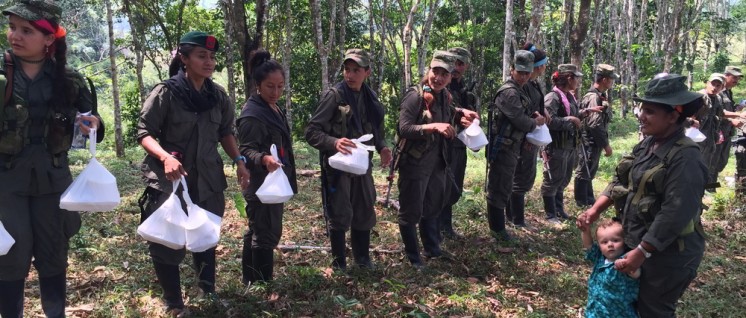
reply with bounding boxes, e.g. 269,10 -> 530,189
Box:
256,144 -> 294,204
180,178 -> 221,252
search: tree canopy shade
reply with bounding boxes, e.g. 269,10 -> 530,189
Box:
32,0 -> 745,153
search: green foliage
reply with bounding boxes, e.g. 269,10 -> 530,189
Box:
711,50 -> 730,75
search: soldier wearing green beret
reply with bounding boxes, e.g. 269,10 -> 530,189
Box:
541,64 -> 584,223
438,47 -> 478,240
485,50 -> 546,241
0,1 -> 106,317
305,49 -> 391,270
395,51 -> 477,268
578,74 -> 707,317
137,31 -> 248,316
574,64 -> 618,207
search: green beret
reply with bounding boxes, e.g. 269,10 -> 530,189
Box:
179,31 -> 219,52
2,0 -> 61,22
343,49 -> 371,68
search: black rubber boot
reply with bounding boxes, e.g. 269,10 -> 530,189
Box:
555,192 -> 570,219
543,195 -> 559,222
586,181 -> 596,206
152,261 -> 184,311
192,248 -> 216,294
438,206 -> 461,241
350,229 -> 373,268
241,234 -> 254,285
39,273 -> 67,318
252,248 -> 274,282
509,193 -> 526,226
419,218 -> 443,258
398,224 -> 423,267
505,196 -> 514,224
574,179 -> 588,207
487,204 -> 511,241
329,229 -> 347,270
0,279 -> 25,318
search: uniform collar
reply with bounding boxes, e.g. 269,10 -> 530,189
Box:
648,128 -> 686,159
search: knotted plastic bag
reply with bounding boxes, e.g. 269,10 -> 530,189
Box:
686,127 -> 706,142
0,221 -> 14,256
328,134 -> 376,175
180,178 -> 221,252
457,119 -> 489,151
256,144 -> 294,204
60,129 -> 120,212
137,180 -> 188,250
526,124 -> 552,146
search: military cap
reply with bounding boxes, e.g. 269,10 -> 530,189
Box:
430,50 -> 457,73
514,50 -> 534,73
2,0 -> 61,22
633,74 -> 703,116
724,66 -> 743,77
448,47 -> 471,64
343,49 -> 371,68
708,73 -> 726,84
595,64 -> 619,79
179,31 -> 219,52
558,64 -> 583,77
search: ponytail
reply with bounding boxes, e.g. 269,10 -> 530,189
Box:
248,50 -> 284,85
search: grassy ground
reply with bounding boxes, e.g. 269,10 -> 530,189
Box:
16,113 -> 746,317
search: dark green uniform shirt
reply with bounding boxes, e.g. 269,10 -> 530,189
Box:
579,87 -> 613,148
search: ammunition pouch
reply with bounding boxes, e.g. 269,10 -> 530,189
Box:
46,110 -> 75,155
0,103 -> 28,155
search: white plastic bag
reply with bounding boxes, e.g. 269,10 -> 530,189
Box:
256,144 -> 294,204
180,178 -> 221,252
526,124 -> 552,146
60,129 -> 120,212
457,119 -> 489,151
0,221 -> 15,256
686,127 -> 707,142
328,134 -> 376,175
137,180 -> 188,250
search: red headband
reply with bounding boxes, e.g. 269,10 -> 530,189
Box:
30,19 -> 66,38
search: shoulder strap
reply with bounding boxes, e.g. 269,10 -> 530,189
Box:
86,77 -> 98,114
630,136 -> 697,205
2,52 -> 13,107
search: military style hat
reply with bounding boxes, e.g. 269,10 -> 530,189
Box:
514,50 -> 535,73
448,47 -> 471,64
633,74 -> 703,116
558,64 -> 583,77
724,66 -> 743,77
179,31 -> 219,52
430,50 -> 457,73
595,64 -> 620,79
708,73 -> 726,84
343,49 -> 371,68
2,0 -> 61,22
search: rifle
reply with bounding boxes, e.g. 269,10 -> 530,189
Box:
578,133 -> 592,178
485,79 -> 495,190
541,147 -> 552,181
385,138 -> 406,207
319,153 -> 331,236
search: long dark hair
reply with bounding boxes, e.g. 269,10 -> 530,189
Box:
248,49 -> 284,85
28,19 -> 70,111
168,44 -> 200,77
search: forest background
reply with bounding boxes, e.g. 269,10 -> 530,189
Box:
2,0 -> 746,317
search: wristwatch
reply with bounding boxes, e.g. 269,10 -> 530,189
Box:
636,244 -> 652,259
233,155 -> 247,164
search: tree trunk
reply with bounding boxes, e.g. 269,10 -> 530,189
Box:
310,0 -> 330,93
121,0 -> 146,104
283,0 -> 293,127
416,0 -> 439,79
527,0 -> 545,43
663,1 -> 684,72
378,0 -> 389,95
402,0 -> 420,87
503,0 -> 514,82
106,0 -> 124,157
569,0 -> 591,67
220,0 -> 237,106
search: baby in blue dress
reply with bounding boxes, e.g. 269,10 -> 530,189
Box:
580,218 -> 640,317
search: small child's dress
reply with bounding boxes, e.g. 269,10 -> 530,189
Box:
585,243 -> 639,317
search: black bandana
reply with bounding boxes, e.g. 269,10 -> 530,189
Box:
163,70 -> 218,113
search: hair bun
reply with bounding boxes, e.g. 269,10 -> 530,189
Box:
249,50 -> 272,71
